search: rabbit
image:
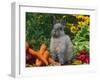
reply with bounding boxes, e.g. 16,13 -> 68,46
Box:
50,16 -> 73,65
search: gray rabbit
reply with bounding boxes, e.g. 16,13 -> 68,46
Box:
50,16 -> 73,65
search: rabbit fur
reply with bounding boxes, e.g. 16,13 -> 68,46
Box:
50,16 -> 73,65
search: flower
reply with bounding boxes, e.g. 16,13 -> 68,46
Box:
84,56 -> 90,64
72,60 -> 82,65
70,26 -> 77,33
76,15 -> 90,28
75,49 -> 89,64
83,16 -> 89,21
77,54 -> 86,61
76,15 -> 83,19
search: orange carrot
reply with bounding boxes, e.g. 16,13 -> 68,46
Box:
48,57 -> 60,65
28,48 -> 48,65
48,57 -> 55,64
43,51 -> 49,60
35,44 -> 48,66
39,44 -> 47,55
26,42 -> 60,66
36,50 -> 49,66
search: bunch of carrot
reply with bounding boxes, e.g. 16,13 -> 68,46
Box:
26,42 -> 60,66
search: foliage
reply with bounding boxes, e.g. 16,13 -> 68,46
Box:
26,13 -> 53,50
72,26 -> 89,55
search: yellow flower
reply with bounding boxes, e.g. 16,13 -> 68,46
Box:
78,22 -> 82,25
70,26 -> 77,33
85,19 -> 90,25
81,22 -> 86,26
78,21 -> 87,28
76,15 -> 83,19
83,16 -> 89,21
72,60 -> 82,65
82,16 -> 90,25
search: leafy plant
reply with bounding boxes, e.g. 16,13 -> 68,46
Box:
26,13 -> 53,50
72,25 -> 89,55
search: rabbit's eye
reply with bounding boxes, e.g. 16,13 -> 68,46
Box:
59,27 -> 62,30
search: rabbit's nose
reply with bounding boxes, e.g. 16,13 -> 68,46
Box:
54,30 -> 56,33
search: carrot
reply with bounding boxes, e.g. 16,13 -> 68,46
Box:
48,57 -> 56,64
35,44 -> 48,66
44,49 -> 60,65
43,51 -> 49,60
39,44 -> 47,55
36,50 -> 49,66
28,48 -> 48,65
26,42 -> 60,66
48,57 -> 60,66
42,50 -> 60,65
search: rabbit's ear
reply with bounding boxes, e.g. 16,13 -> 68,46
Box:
61,18 -> 66,26
53,16 -> 57,24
